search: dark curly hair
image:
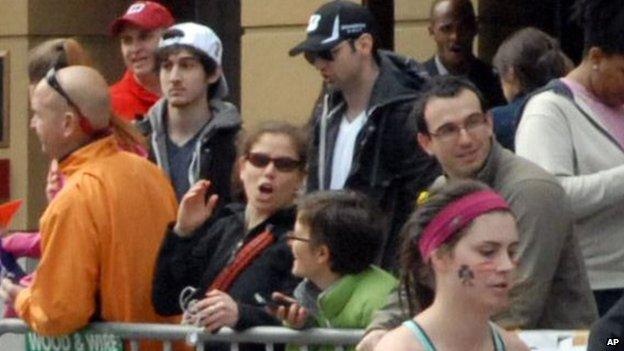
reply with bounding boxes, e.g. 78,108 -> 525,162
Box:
398,180 -> 510,314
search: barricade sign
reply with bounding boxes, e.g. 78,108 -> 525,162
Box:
26,330 -> 123,351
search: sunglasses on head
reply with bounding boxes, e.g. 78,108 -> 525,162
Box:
246,152 -> 302,172
45,67 -> 96,135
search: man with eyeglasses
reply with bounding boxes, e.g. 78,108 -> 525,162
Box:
356,75 -> 596,350
0,66 -> 180,343
289,0 -> 439,270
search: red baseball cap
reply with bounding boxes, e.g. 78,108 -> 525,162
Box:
110,1 -> 174,36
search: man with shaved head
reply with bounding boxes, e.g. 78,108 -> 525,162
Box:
425,0 -> 505,110
0,66 -> 179,344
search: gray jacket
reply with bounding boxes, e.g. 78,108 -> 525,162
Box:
138,98 -> 242,203
368,141 -> 597,330
516,80 -> 624,290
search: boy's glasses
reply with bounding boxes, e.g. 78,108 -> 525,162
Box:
286,232 -> 310,243
246,152 -> 302,172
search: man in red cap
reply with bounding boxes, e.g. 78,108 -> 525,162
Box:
109,1 -> 174,121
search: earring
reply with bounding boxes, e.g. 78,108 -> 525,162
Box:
593,65 -> 598,70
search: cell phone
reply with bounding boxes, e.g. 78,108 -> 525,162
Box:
254,292 -> 292,309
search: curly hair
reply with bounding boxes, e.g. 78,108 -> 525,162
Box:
399,180 -> 500,314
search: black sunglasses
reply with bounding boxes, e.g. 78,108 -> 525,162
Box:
304,49 -> 334,65
246,152 -> 302,172
45,67 -> 95,135
303,39 -> 355,64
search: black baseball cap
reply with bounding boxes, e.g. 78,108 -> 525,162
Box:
289,1 -> 375,56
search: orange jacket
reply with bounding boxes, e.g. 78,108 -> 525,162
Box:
16,136 -> 178,337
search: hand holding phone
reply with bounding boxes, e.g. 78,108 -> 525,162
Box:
254,292 -> 292,310
258,292 -> 308,329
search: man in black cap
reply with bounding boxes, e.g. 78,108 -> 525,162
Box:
289,0 -> 440,270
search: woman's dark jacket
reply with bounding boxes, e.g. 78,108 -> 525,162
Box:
152,204 -> 299,331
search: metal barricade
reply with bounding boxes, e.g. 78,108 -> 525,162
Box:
0,319 -> 364,351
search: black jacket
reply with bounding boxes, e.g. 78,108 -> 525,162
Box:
588,295 -> 624,351
307,50 -> 440,270
424,56 -> 506,110
152,204 -> 299,334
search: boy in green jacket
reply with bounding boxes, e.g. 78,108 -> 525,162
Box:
270,191 -> 398,350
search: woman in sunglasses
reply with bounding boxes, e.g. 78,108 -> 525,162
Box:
153,121 -> 306,350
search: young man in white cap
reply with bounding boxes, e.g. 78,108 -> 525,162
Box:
289,0 -> 439,270
139,22 -> 241,202
109,1 -> 174,121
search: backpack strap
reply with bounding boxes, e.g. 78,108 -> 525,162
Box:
514,78 -> 572,128
209,226 -> 276,292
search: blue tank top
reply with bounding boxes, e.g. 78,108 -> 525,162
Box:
402,319 -> 506,351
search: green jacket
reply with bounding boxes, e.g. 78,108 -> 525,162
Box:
289,266 -> 398,351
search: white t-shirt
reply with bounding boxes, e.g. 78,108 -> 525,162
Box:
330,111 -> 367,189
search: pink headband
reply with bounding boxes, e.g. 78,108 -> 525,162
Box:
418,190 -> 510,262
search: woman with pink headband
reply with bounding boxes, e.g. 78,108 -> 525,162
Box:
375,180 -> 529,351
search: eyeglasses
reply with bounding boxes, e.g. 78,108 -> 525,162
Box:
428,112 -> 489,142
286,231 -> 310,243
246,152 -> 302,172
45,67 -> 95,135
304,40 -> 354,64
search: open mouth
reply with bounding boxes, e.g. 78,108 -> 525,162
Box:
449,44 -> 464,53
259,183 -> 274,195
131,56 -> 149,66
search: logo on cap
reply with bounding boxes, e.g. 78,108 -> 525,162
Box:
126,3 -> 146,14
321,16 -> 340,44
341,23 -> 366,34
307,15 -> 321,33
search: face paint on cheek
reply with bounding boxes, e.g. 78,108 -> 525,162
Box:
458,264 -> 475,286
